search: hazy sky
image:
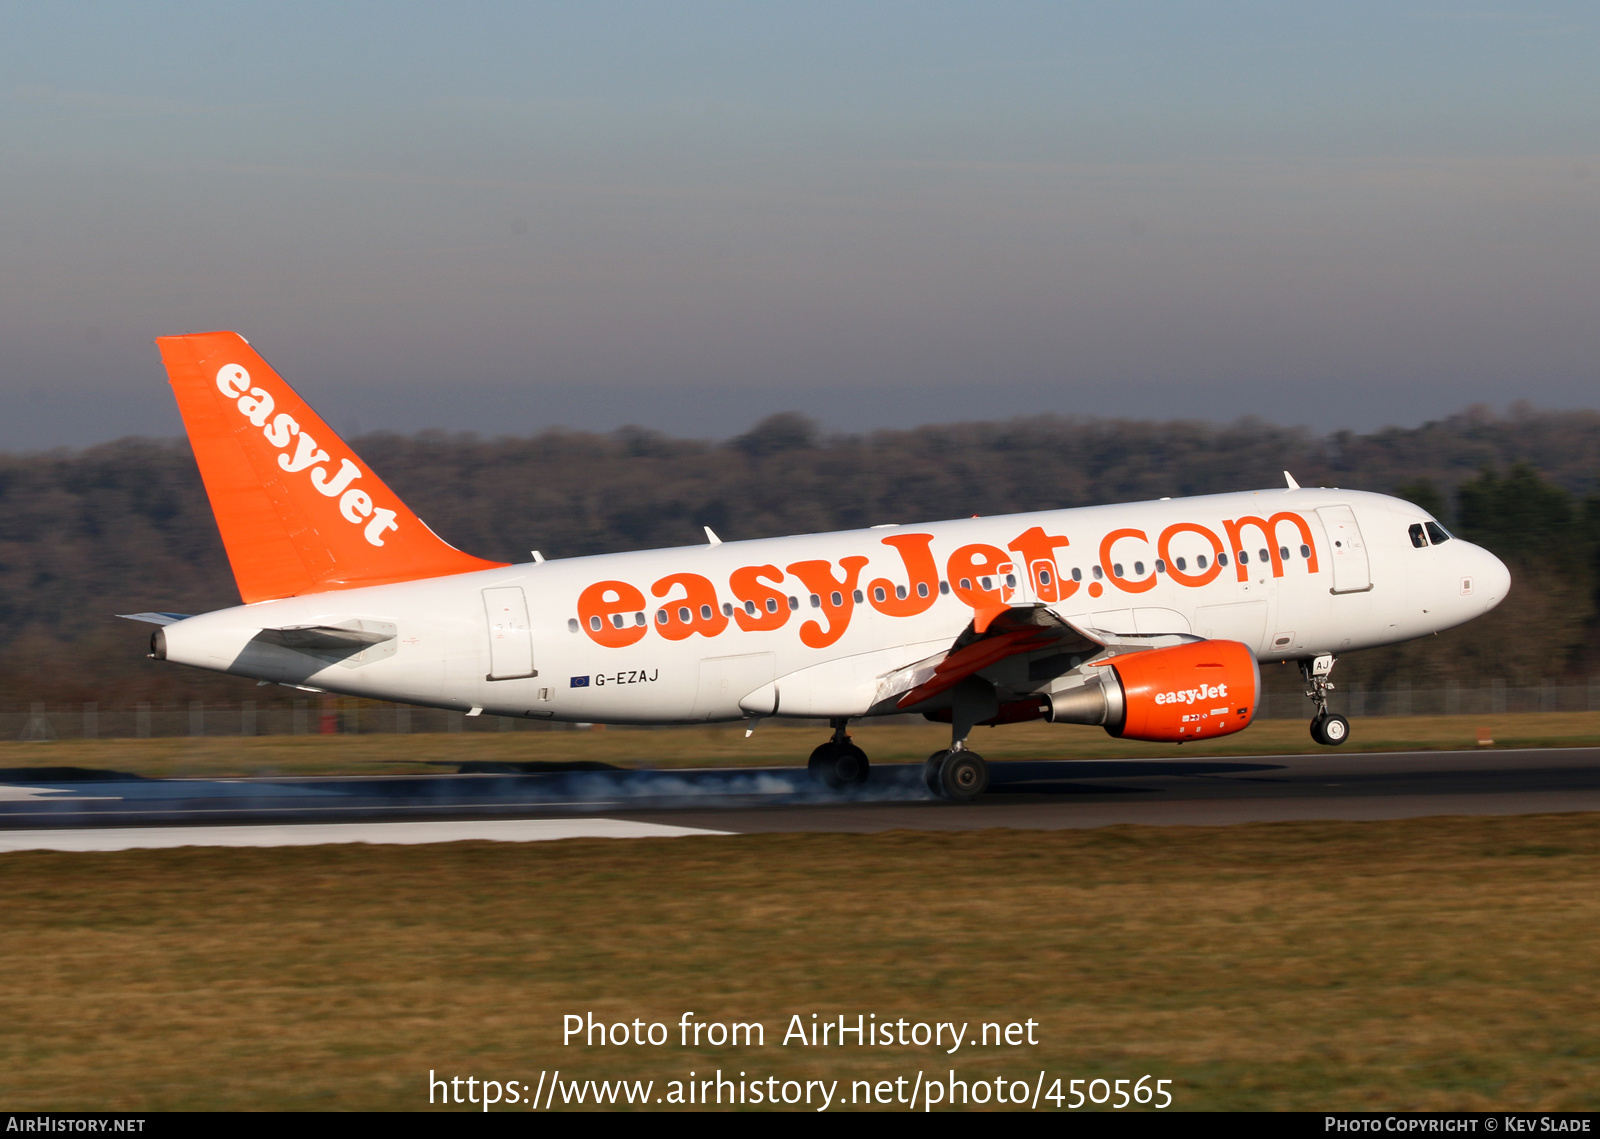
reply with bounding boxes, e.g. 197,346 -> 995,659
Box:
2,3 -> 1596,448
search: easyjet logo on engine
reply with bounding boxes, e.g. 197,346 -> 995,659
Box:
1154,683 -> 1228,706
576,514 -> 1325,649
215,364 -> 400,547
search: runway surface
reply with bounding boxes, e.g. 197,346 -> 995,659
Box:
0,747 -> 1598,848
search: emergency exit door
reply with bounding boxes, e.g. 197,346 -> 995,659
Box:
483,587 -> 537,680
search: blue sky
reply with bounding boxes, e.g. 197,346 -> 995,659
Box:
1,3 -> 1596,446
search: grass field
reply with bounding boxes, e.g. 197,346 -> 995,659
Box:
1,813 -> 1598,1111
1,711 -> 1596,779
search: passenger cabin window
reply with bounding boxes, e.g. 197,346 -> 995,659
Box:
1299,544 -> 1310,559
1071,567 -> 1082,582
1217,553 -> 1227,567
1426,522 -> 1452,545
1408,523 -> 1428,548
939,580 -> 950,595
1197,555 -> 1208,569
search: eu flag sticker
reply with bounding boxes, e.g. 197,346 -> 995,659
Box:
569,676 -> 590,688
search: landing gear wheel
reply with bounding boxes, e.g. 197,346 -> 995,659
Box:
1319,713 -> 1350,746
808,741 -> 870,788
939,751 -> 989,801
834,742 -> 869,785
922,751 -> 949,798
1310,712 -> 1351,746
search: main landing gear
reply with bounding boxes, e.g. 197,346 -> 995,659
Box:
808,719 -> 870,789
923,745 -> 989,801
1303,653 -> 1350,747
923,676 -> 993,801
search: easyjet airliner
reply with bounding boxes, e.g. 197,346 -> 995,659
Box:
130,332 -> 1510,800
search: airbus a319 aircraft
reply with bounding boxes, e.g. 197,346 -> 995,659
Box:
131,332 -> 1511,800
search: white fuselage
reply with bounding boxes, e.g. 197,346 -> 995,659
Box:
159,487 -> 1509,725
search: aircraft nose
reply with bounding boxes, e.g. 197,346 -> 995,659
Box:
1474,545 -> 1511,612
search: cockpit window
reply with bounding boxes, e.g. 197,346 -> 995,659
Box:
1425,521 -> 1452,545
1408,523 -> 1428,549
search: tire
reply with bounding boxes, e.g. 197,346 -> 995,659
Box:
809,741 -> 870,788
939,751 -> 989,801
1321,713 -> 1350,746
808,742 -> 841,786
1309,714 -> 1328,745
835,742 -> 870,786
923,751 -> 950,798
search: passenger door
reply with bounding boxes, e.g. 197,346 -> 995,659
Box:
483,587 -> 537,680
1316,505 -> 1372,594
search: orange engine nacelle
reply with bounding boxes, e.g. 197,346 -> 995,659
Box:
1045,639 -> 1260,743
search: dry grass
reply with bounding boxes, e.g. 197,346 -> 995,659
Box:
1,814 -> 1599,1110
1,711 -> 1596,779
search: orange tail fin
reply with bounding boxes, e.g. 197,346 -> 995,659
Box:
157,331 -> 506,603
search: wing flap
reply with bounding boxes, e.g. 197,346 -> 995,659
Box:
893,605 -> 1097,710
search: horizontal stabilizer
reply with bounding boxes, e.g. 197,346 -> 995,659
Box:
253,625 -> 396,652
117,612 -> 193,626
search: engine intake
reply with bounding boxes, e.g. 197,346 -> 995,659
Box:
1045,639 -> 1259,743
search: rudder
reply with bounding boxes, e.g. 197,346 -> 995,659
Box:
157,331 -> 506,603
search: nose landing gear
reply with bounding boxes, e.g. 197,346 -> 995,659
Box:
807,719 -> 871,788
1311,711 -> 1350,746
1302,654 -> 1350,746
